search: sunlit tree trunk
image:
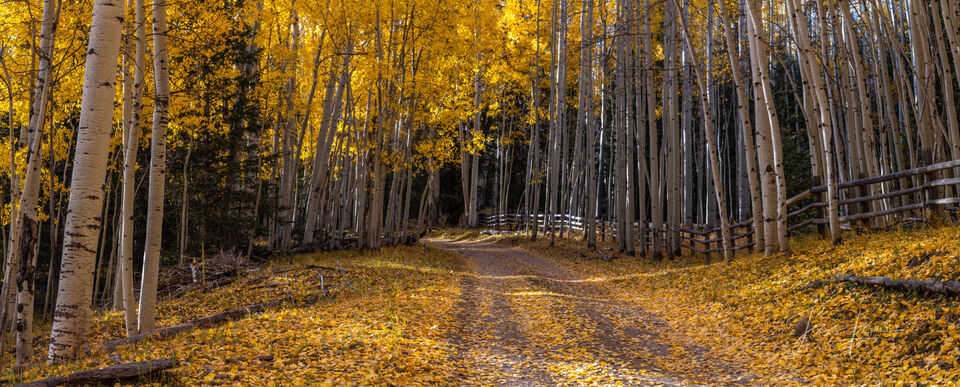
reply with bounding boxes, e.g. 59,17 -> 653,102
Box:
138,0 -> 171,334
470,48 -> 483,229
304,42 -> 353,243
0,0 -> 58,363
119,0 -> 145,338
48,0 -> 124,363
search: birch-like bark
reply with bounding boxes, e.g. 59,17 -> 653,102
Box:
303,41 -> 353,243
48,0 -> 124,362
717,1 -> 763,251
674,0 -> 733,262
645,0 -> 661,259
1,0 -> 58,363
582,0 -> 597,249
119,0 -> 145,338
137,0 -> 171,334
787,0 -> 840,244
744,0 -> 788,254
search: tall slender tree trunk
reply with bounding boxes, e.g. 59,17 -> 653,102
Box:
118,0 -> 145,338
644,0 -> 661,259
137,0 -> 171,334
582,0 -> 597,250
675,0 -> 733,262
0,0 -> 58,363
48,0 -> 124,362
470,47 -> 483,228
717,2 -> 763,252
178,140 -> 192,264
787,0 -> 840,244
744,0 -> 788,255
303,44 -> 353,243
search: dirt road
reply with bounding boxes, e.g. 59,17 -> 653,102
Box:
427,238 -> 745,386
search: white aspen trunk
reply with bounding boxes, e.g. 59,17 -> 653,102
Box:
620,0 -> 634,256
48,0 -> 124,363
546,0 -> 562,243
787,0 -> 840,244
582,0 -> 597,250
458,121 -> 471,226
644,0 -> 661,260
300,40 -> 335,244
178,140 -> 192,264
675,0 -> 732,262
664,2 -> 681,257
1,0 -> 58,363
668,0 -> 682,257
118,0 -> 145,338
14,59 -> 53,365
681,0 -> 695,228
470,48 -> 483,229
631,5 -> 647,257
717,2 -> 763,252
744,0 -> 789,255
137,0 -> 170,334
303,44 -> 353,243
745,7 -> 778,255
930,2 -> 960,163
275,10 -> 300,251
613,0 -> 627,253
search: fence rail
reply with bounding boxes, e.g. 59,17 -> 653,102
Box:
480,158 -> 960,256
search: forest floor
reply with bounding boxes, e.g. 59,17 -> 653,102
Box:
6,225 -> 960,385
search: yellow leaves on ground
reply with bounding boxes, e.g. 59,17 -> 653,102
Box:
5,246 -> 465,385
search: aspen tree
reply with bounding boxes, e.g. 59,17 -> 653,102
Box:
49,0 -> 125,363
644,0 -> 661,259
582,0 -> 597,249
717,1 -> 764,252
674,0 -> 733,262
118,0 -> 146,338
0,0 -> 58,362
10,0 -> 60,364
786,0 -> 841,244
138,0 -> 172,334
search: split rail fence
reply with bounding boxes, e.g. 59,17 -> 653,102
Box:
480,157 -> 960,256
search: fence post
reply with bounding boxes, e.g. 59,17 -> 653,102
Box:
812,176 -> 828,238
922,149 -> 946,222
857,172 -> 871,228
705,228 -> 713,263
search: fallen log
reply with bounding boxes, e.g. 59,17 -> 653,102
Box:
800,274 -> 960,297
100,300 -> 281,352
834,274 -> 960,296
17,358 -> 177,387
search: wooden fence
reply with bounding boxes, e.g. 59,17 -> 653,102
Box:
480,158 -> 960,256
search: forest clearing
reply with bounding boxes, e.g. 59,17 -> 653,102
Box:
4,0 -> 960,383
